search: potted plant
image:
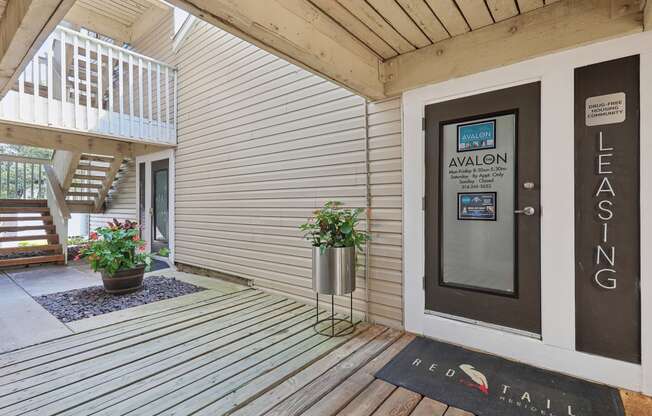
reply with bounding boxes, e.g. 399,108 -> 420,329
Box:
76,219 -> 152,294
300,201 -> 370,296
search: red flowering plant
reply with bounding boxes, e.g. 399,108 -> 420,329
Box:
76,219 -> 152,276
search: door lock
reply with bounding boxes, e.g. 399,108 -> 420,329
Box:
514,206 -> 535,216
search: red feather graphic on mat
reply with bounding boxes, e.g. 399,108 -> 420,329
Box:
459,364 -> 489,395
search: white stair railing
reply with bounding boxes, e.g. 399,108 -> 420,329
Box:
0,26 -> 177,145
0,156 -> 48,200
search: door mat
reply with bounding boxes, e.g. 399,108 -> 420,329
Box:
375,337 -> 624,416
151,259 -> 170,272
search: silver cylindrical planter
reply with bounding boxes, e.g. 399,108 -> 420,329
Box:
312,246 -> 356,295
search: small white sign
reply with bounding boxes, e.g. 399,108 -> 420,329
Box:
585,92 -> 626,126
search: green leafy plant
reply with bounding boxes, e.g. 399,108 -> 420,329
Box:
300,201 -> 370,252
76,219 -> 152,276
67,235 -> 88,246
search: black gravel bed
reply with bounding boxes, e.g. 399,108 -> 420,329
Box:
67,245 -> 82,259
34,276 -> 207,323
0,250 -> 48,259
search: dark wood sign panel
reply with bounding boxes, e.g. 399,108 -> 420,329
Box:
574,55 -> 640,363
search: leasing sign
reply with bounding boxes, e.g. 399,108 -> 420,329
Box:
574,56 -> 640,363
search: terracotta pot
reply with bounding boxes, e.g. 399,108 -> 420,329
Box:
101,265 -> 146,294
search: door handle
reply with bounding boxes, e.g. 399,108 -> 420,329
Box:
514,206 -> 535,216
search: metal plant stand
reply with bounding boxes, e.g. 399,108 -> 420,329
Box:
312,246 -> 358,337
313,292 -> 356,337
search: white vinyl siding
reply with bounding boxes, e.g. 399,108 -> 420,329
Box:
89,161 -> 137,230
173,20 -> 403,328
366,98 -> 403,327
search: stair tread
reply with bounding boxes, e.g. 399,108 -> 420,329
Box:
0,225 -> 54,232
0,216 -> 53,222
0,199 -> 48,207
80,154 -> 114,163
73,174 -> 105,181
0,207 -> 50,213
66,200 -> 94,204
0,234 -> 58,243
77,165 -> 110,172
0,244 -> 61,254
70,183 -> 103,189
0,254 -> 65,267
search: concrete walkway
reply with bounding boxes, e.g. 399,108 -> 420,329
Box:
0,262 -> 247,352
0,273 -> 72,353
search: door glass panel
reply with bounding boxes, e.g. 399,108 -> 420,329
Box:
154,169 -> 169,242
151,158 -> 169,254
440,114 -> 516,294
138,162 -> 145,238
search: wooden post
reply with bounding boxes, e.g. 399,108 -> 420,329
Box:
108,47 -> 113,133
62,152 -> 82,191
73,35 -> 79,129
60,30 -> 66,127
94,157 -> 123,213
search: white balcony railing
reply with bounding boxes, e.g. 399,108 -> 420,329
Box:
0,26 -> 177,145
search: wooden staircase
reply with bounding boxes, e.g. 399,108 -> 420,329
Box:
0,200 -> 64,267
64,153 -> 127,213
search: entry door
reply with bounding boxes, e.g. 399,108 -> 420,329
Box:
138,156 -> 170,255
424,82 -> 541,335
151,159 -> 169,254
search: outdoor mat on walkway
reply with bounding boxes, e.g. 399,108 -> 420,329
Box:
375,337 -> 625,416
150,259 -> 170,272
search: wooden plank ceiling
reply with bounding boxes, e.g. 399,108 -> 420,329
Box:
310,0 -> 551,61
63,0 -> 170,44
169,0 -> 644,100
75,0 -> 154,27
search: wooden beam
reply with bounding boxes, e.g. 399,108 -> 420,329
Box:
0,0 -> 75,99
62,151 -> 81,190
0,154 -> 50,164
645,0 -> 652,30
130,5 -> 170,44
167,0 -> 385,100
383,0 -> 643,96
94,157 -> 122,213
64,4 -> 132,44
0,120 -> 173,157
43,164 -> 71,219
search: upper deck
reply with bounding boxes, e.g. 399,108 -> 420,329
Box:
0,26 -> 176,146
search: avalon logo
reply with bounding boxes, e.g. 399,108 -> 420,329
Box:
459,364 -> 489,395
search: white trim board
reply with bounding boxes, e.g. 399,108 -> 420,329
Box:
135,149 -> 176,266
402,30 -> 652,394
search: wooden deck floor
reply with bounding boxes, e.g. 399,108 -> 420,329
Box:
0,287 -> 471,416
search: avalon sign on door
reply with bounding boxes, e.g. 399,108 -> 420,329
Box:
574,55 -> 640,363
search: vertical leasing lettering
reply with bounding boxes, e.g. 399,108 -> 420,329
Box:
593,132 -> 616,290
